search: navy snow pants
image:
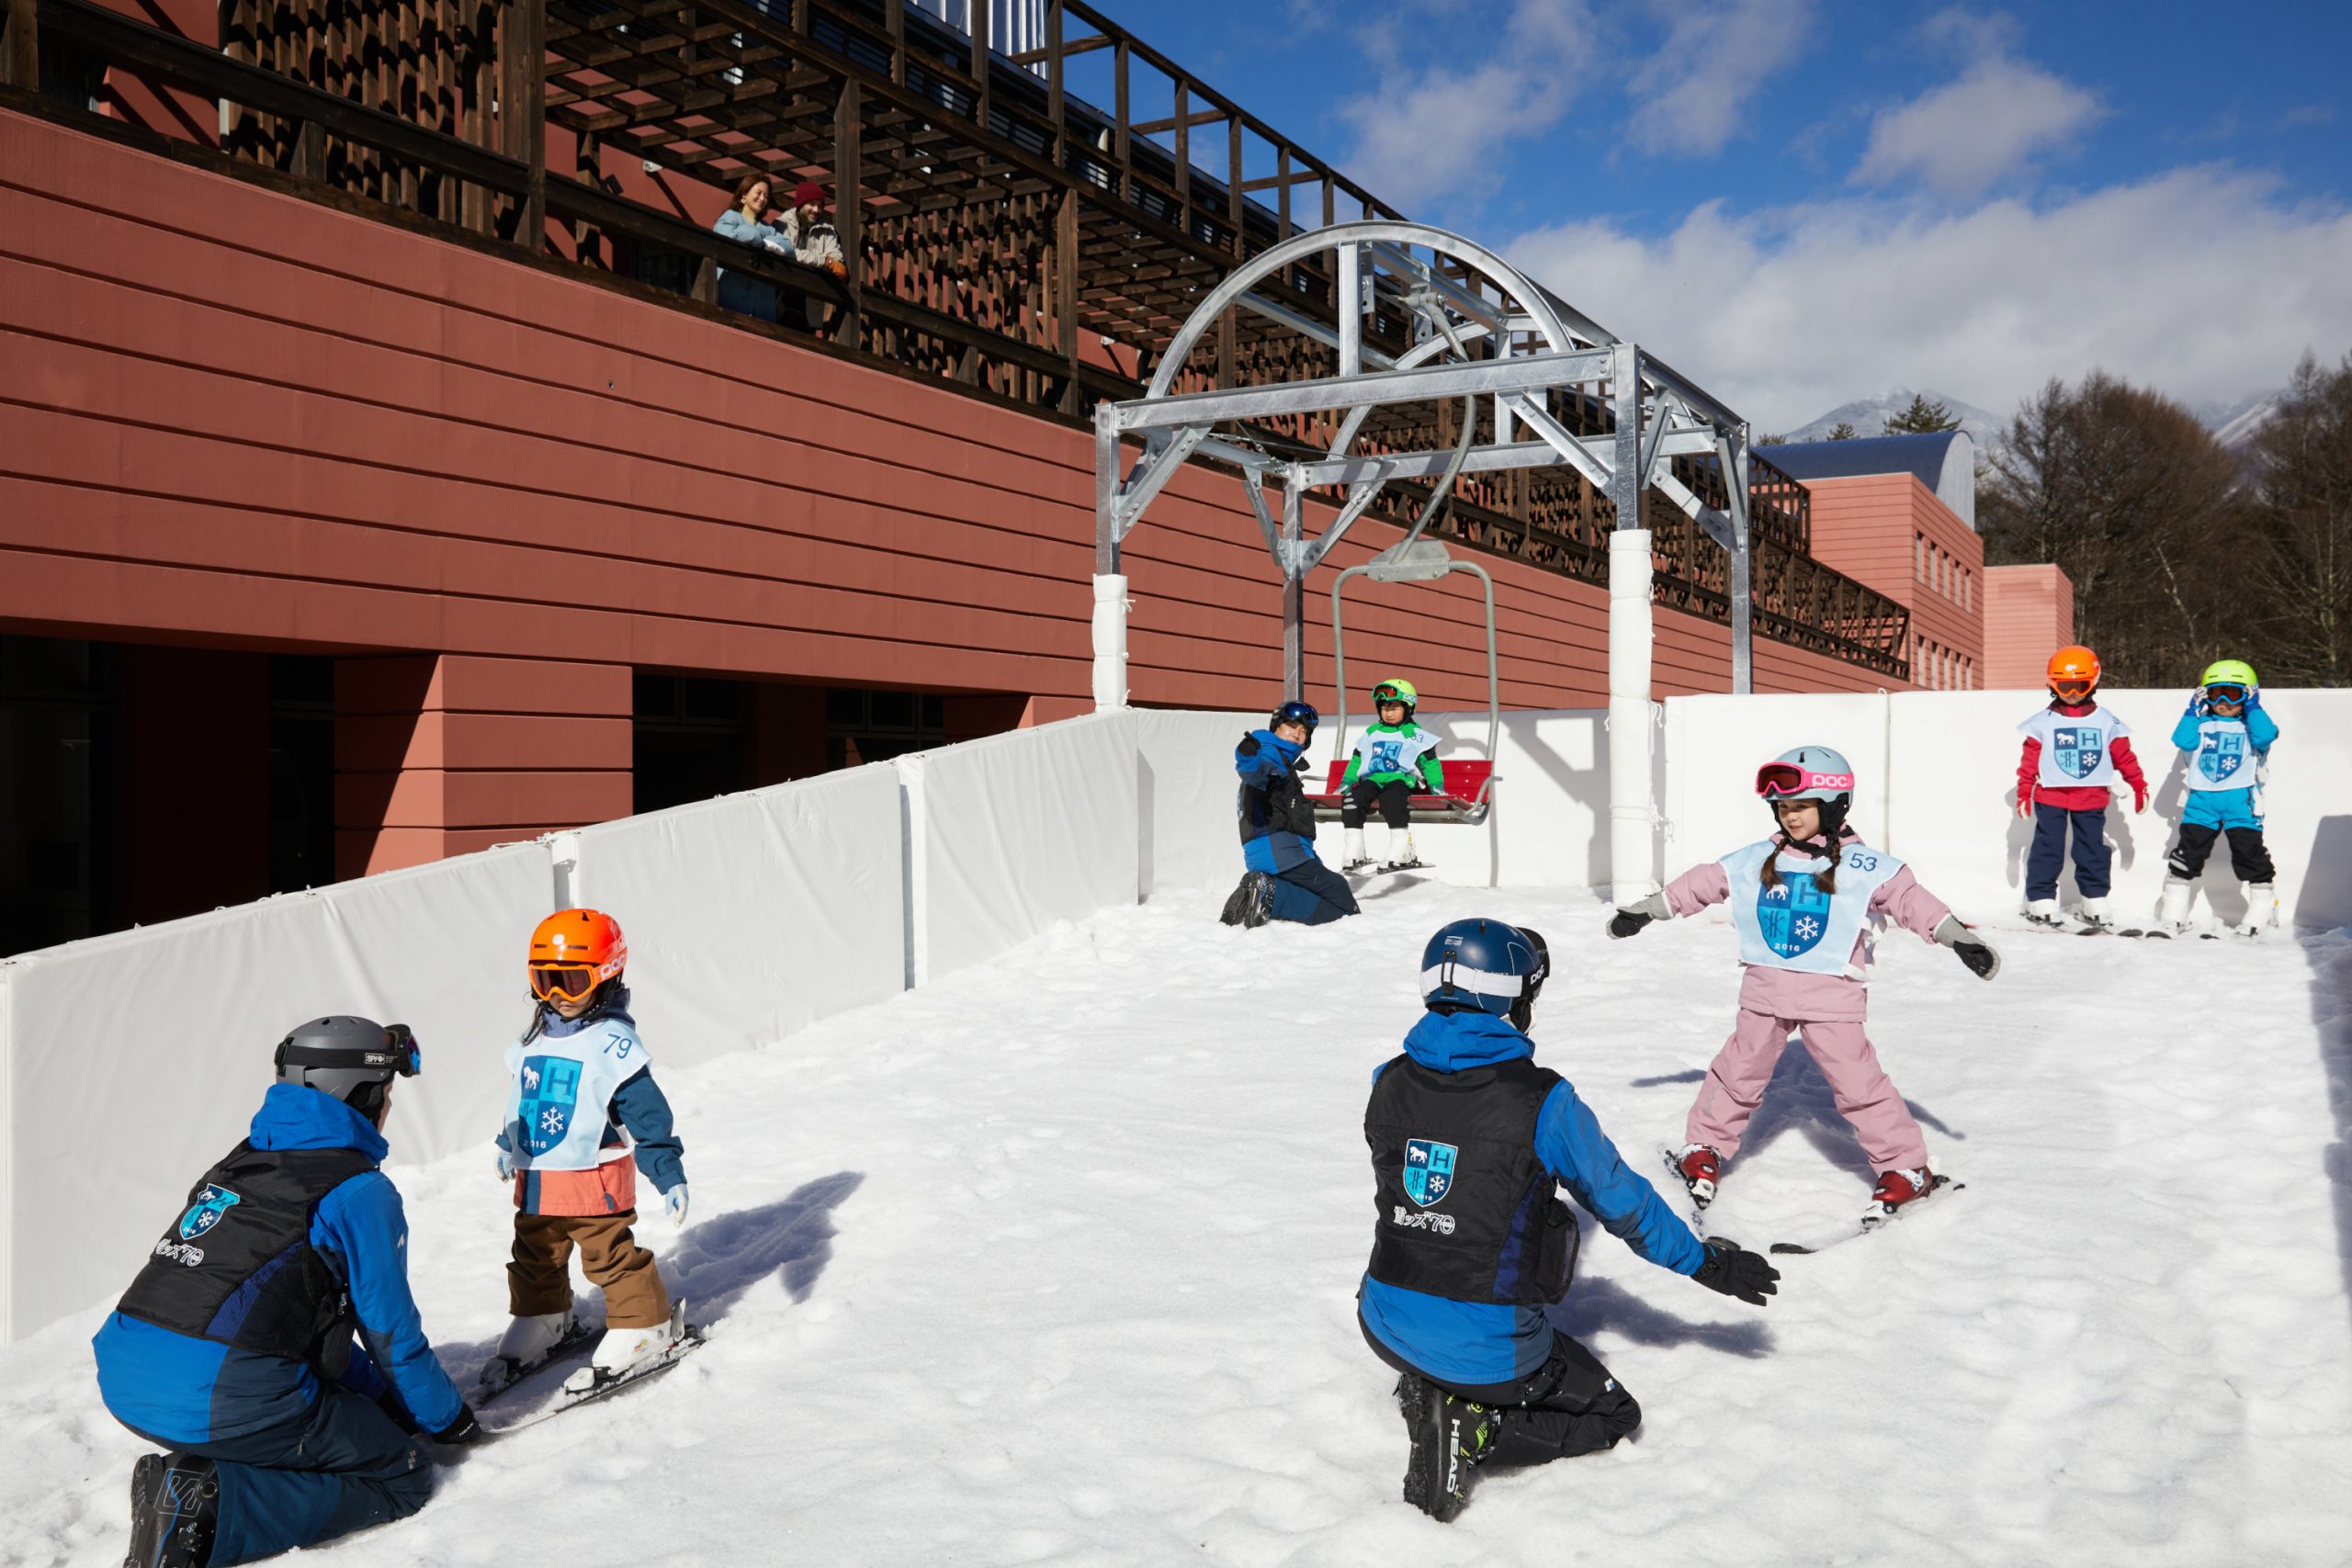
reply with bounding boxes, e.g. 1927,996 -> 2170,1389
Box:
1270,856 -> 1359,925
123,1385 -> 434,1565
2027,802 -> 2111,900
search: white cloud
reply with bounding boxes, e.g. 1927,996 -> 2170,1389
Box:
1628,0 -> 1816,158
1505,167 -> 2352,434
1853,55 -> 2105,196
1331,0 -> 1603,209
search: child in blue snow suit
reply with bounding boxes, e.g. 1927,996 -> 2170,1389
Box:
1221,699 -> 1360,929
2158,659 -> 2279,934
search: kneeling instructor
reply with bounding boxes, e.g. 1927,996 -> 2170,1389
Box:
93,1016 -> 476,1566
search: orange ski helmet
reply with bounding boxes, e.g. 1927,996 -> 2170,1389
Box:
2046,646 -> 2101,704
527,908 -> 628,1005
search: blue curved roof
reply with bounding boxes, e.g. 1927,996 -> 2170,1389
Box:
1764,432 -> 1975,528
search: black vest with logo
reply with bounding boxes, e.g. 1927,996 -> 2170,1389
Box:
1364,1053 -> 1577,1307
115,1142 -> 377,1362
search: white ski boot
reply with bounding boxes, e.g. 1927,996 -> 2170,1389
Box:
1381,829 -> 1424,873
2242,883 -> 2279,937
568,1316 -> 679,1391
2023,897 -> 2066,928
2073,896 -> 2113,931
481,1310 -> 587,1392
1342,827 -> 1374,872
2152,875 -> 2196,938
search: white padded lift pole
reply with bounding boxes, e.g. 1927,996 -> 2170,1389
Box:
1608,528 -> 1656,907
1091,573 -> 1130,711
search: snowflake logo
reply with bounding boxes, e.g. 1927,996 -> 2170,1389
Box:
539,1106 -> 567,1135
1793,916 -> 1821,940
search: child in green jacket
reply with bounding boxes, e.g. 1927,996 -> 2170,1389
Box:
1342,678 -> 1444,872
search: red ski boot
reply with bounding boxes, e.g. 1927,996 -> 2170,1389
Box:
1863,1165 -> 1942,1224
1672,1144 -> 1723,1209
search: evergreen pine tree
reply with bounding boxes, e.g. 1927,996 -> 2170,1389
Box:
1883,394 -> 1962,434
1827,422 -> 1857,440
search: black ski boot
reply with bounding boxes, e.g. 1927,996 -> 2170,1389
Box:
1219,871 -> 1277,929
1397,1375 -> 1498,1522
126,1453 -> 217,1568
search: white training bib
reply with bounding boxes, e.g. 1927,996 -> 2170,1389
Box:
2183,716 -> 2257,792
1720,840 -> 1906,977
1352,724 -> 1440,782
2018,706 -> 2129,789
503,1018 -> 648,1171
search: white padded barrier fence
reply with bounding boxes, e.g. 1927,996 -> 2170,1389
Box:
0,841 -> 554,1341
568,764 -> 906,1073
1666,689 -> 2352,931
899,713 -> 1142,986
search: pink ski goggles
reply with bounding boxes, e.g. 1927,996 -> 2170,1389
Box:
1756,761 -> 1854,799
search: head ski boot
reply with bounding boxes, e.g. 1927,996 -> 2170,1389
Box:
126,1453 -> 217,1568
1398,1375 -> 1498,1522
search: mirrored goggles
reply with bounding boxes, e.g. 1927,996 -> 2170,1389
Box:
382,1023 -> 423,1077
2051,679 -> 2095,702
528,964 -> 603,1004
2204,682 -> 2247,704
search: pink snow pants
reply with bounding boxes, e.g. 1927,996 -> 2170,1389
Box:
1685,1010 -> 1928,1174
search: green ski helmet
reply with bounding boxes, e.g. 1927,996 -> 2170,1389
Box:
1371,677 -> 1419,714
2199,659 -> 2257,700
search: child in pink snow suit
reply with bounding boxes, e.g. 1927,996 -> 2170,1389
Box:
1607,744 -> 2001,1221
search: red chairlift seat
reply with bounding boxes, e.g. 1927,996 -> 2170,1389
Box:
1304,759 -> 1497,826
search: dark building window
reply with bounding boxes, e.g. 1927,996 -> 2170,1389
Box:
825,687 -> 944,768
0,637 -> 121,955
267,654 -> 335,893
634,671 -> 752,814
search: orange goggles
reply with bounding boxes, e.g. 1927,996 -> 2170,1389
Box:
2051,678 -> 2095,702
527,964 -> 603,1004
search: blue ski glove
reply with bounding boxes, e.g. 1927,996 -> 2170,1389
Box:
495,1146 -> 515,1182
2187,689 -> 2210,718
663,1185 -> 690,1229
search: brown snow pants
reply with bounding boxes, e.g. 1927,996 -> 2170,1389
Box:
507,1211 -> 671,1329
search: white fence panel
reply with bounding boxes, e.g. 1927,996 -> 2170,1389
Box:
1133,709 -> 1258,897
1663,693 -> 1894,887
905,713 -> 1140,984
0,841 -> 551,1340
570,763 -> 905,1072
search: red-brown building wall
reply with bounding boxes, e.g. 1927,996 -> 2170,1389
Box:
1982,565 -> 2076,690
3,109 -> 1895,890
1804,473 -> 1978,691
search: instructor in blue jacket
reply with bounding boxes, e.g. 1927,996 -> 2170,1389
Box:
1221,699 -> 1360,928
94,1016 -> 476,1566
1361,919 -> 1781,1521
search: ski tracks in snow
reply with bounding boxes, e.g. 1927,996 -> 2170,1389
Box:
2,894 -> 2349,1565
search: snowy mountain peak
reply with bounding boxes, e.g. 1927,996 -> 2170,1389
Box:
1776,388 -> 2007,449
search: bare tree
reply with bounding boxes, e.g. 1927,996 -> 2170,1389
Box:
2245,353 -> 2352,685
1979,372 -> 2242,684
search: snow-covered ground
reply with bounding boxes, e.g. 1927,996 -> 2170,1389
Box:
6,884 -> 2350,1566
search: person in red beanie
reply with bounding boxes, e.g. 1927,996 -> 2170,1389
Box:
779,179 -> 846,281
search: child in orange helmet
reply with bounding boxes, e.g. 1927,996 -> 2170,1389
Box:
2014,646 -> 2147,929
485,908 -> 690,1393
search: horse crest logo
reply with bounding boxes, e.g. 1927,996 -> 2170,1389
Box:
2053,726 -> 2104,780
1757,872 -> 1834,959
2199,729 -> 2245,784
518,1055 -> 583,1156
1403,1139 -> 1457,1207
178,1185 -> 242,1241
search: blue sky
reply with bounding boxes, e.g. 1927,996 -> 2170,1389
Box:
1087,1 -> 2352,431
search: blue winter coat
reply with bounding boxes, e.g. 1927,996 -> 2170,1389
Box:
92,1084 -> 466,1443
1357,1011 -> 1704,1387
1236,728 -> 1319,873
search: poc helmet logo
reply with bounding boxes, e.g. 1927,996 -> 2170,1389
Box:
178,1185 -> 243,1241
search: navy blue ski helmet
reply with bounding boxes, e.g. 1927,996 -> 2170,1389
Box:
1420,918 -> 1549,1020
1271,699 -> 1319,734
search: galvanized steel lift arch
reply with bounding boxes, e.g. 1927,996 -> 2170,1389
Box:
1090,220 -> 1764,901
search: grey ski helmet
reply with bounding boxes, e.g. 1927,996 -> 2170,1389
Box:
274,1016 -> 421,1122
